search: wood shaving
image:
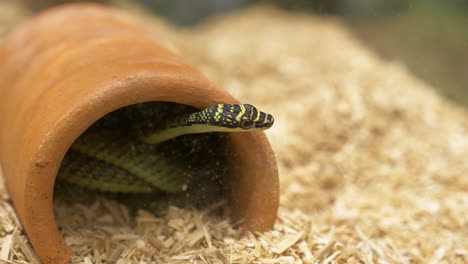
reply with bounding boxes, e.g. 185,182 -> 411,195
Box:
1,3 -> 468,264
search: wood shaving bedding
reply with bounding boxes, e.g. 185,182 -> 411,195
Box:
1,3 -> 468,264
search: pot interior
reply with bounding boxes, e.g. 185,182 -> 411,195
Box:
53,101 -> 230,214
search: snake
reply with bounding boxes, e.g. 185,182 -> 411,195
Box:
57,102 -> 274,196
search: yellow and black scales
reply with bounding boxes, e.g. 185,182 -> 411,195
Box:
57,102 -> 274,198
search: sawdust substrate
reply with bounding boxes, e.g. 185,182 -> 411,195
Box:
1,3 -> 467,264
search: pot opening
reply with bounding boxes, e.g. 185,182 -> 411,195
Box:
53,101 -> 230,215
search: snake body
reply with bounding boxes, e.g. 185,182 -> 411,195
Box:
57,102 -> 274,195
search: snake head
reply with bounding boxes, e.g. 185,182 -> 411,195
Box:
206,104 -> 274,131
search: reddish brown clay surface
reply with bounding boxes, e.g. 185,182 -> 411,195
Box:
0,4 -> 278,264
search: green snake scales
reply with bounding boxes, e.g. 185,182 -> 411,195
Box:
57,102 -> 274,195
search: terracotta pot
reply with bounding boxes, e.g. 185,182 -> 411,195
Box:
0,4 -> 278,264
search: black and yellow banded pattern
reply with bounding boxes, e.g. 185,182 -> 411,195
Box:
177,104 -> 274,129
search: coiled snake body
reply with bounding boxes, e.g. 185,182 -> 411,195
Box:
57,102 -> 274,195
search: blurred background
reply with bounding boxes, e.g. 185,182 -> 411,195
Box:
7,0 -> 468,107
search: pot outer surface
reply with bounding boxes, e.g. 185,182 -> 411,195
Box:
0,3 -> 278,264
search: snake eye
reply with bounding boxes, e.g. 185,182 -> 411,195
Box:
240,118 -> 254,129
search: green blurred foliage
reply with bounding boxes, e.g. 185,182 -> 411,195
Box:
20,0 -> 110,10
345,0 -> 468,106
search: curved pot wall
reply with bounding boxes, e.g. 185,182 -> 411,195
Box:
0,4 -> 279,264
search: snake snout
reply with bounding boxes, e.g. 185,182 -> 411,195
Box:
267,114 -> 274,125
254,114 -> 274,130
